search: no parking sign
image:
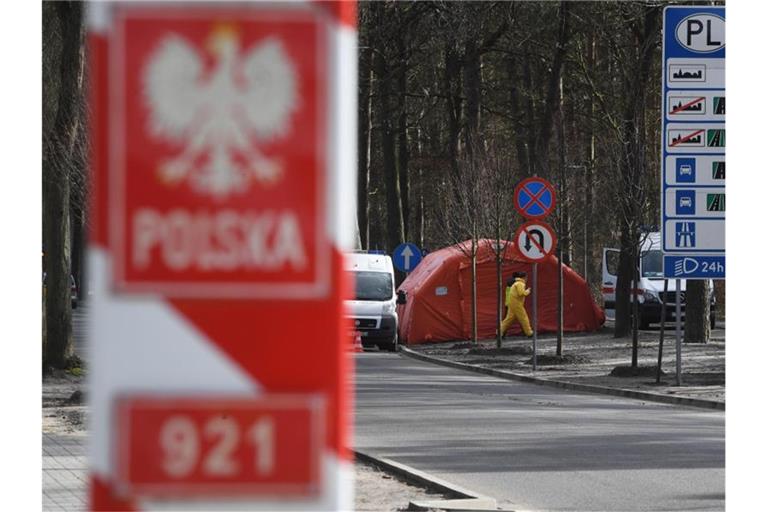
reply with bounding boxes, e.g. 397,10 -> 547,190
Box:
514,177 -> 556,219
87,2 -> 356,510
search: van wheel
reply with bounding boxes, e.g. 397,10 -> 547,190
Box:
379,335 -> 398,352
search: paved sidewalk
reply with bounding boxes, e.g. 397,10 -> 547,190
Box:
43,421 -> 88,511
43,369 -> 89,512
406,324 -> 725,405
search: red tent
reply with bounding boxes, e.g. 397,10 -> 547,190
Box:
397,239 -> 605,344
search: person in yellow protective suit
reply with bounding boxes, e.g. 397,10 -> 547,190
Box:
500,272 -> 533,337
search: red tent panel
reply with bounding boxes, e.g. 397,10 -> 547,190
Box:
397,239 -> 605,344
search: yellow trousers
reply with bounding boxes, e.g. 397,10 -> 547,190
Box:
500,304 -> 533,337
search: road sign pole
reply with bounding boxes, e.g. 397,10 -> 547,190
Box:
675,278 -> 682,386
556,244 -> 563,356
656,279 -> 669,384
532,263 -> 538,372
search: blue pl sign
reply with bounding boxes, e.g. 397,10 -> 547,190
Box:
393,243 -> 422,273
664,255 -> 725,279
661,6 -> 725,279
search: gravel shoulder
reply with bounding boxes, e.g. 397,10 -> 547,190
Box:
406,324 -> 725,403
353,460 -> 447,511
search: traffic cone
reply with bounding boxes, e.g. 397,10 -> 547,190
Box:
351,331 -> 364,353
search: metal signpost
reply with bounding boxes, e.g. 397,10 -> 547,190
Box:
393,242 -> 423,274
87,2 -> 357,509
513,175 -> 558,372
532,264 -> 537,371
661,6 -> 725,385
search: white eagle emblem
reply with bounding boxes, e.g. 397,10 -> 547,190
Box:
143,25 -> 298,198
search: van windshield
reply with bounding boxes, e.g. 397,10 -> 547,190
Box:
641,250 -> 664,278
348,271 -> 393,301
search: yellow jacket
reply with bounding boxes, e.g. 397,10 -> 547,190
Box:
505,278 -> 530,307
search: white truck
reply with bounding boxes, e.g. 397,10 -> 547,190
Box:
602,232 -> 716,329
344,252 -> 406,351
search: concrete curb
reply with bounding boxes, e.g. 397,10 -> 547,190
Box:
354,450 -> 498,511
399,347 -> 725,411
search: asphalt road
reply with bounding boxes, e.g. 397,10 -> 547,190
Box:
354,352 -> 724,511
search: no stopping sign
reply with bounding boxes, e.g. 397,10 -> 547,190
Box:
514,177 -> 556,219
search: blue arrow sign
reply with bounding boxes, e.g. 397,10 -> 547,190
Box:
393,243 -> 422,273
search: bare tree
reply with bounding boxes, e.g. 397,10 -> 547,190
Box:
43,0 -> 85,370
358,25 -> 373,250
356,2 -> 709,359
574,3 -> 661,341
477,142 -> 518,348
437,141 -> 488,343
532,1 -> 571,178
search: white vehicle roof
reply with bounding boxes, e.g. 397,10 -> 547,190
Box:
640,232 -> 661,253
345,252 -> 394,273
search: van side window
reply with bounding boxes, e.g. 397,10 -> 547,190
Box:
606,250 -> 620,276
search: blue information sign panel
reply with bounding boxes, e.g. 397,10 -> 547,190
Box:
393,243 -> 422,273
661,6 -> 725,279
664,255 -> 725,279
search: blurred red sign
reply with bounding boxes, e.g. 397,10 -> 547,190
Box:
115,396 -> 324,497
89,3 -> 355,509
109,8 -> 329,298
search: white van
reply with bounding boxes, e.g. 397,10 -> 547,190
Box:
344,252 -> 406,351
602,232 -> 715,329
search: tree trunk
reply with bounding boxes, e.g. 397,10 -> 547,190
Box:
523,52 -> 536,176
444,44 -> 462,190
614,227 -> 636,338
471,243 -> 478,344
464,38 -> 481,155
508,55 -> 530,178
631,248 -> 640,367
417,165 -> 425,248
614,5 -> 660,339
43,175 -> 73,368
556,77 -> 565,355
584,31 -> 596,289
396,36 -> 410,240
358,46 -> 372,250
374,52 -> 405,253
71,207 -> 85,300
684,280 -> 711,344
534,1 -> 570,178
558,85 -> 572,267
496,230 -> 504,349
43,1 -> 83,370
